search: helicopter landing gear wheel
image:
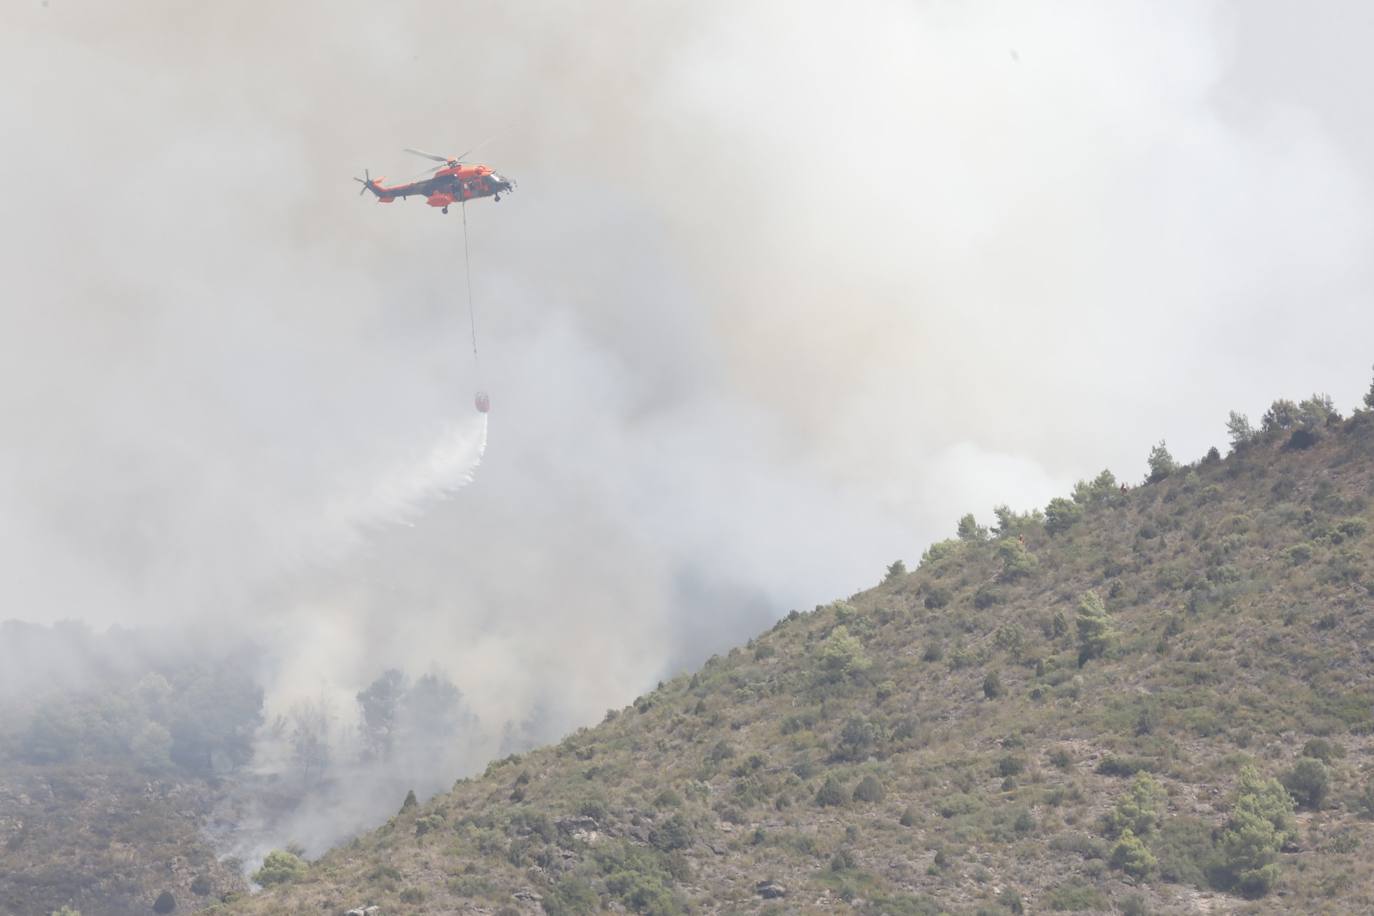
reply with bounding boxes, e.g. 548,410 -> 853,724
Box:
442,206 -> 449,214
494,194 -> 501,202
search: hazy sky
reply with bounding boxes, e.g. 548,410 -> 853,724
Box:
3,0 -> 1373,751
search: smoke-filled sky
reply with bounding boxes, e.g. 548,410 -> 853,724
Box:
3,0 -> 1374,758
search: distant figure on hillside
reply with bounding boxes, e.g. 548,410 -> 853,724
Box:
1120,483 -> 1128,494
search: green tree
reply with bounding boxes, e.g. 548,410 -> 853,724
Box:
356,668 -> 406,759
1261,398 -> 1300,435
982,671 -> 1004,700
1075,590 -> 1113,664
252,849 -> 307,887
1110,829 -> 1157,879
1146,440 -> 1177,483
957,513 -> 988,542
1365,364 -> 1374,410
1226,411 -> 1256,451
996,540 -> 1038,582
884,559 -> 907,582
1103,773 -> 1164,838
993,505 -> 1042,538
1297,393 -> 1340,430
1044,497 -> 1083,535
1215,766 -> 1295,898
818,626 -> 872,681
1072,469 -> 1117,504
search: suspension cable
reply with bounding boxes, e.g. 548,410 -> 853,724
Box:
461,201 -> 480,375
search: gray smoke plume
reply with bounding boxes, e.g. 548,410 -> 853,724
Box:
4,0 -> 1374,853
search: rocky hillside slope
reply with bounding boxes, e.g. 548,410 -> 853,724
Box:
226,402 -> 1374,915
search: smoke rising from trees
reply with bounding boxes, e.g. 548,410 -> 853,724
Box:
4,0 -> 1374,853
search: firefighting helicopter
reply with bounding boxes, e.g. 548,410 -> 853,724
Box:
354,146 -> 514,214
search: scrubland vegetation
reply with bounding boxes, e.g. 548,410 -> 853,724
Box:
221,384 -> 1374,915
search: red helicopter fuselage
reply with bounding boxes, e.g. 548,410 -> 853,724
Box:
357,162 -> 514,213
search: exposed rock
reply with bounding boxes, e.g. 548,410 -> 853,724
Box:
756,880 -> 787,899
556,815 -> 599,834
556,815 -> 600,843
513,889 -> 543,902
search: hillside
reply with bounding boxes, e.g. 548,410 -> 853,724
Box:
226,401 -> 1374,915
0,764 -> 246,916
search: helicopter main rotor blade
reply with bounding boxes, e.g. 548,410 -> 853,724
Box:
451,133 -> 499,163
402,163 -> 448,182
403,147 -> 452,163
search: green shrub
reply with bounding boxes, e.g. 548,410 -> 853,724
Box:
853,775 -> 884,803
997,540 -> 1038,581
1048,832 -> 1108,860
835,717 -> 881,761
1356,775 -> 1374,819
982,671 -> 1005,700
920,539 -> 959,567
1095,755 -> 1150,777
996,755 -> 1026,778
884,559 -> 907,581
816,776 -> 847,807
251,849 -> 307,887
1282,757 -> 1329,810
1046,881 -> 1108,911
1119,894 -> 1149,916
974,585 -> 1004,609
923,586 -> 952,609
707,740 -> 735,764
650,813 -> 694,851
1284,543 -> 1313,565
578,797 -> 609,821
542,877 -> 601,916
818,626 -> 872,680
1154,816 -> 1214,887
